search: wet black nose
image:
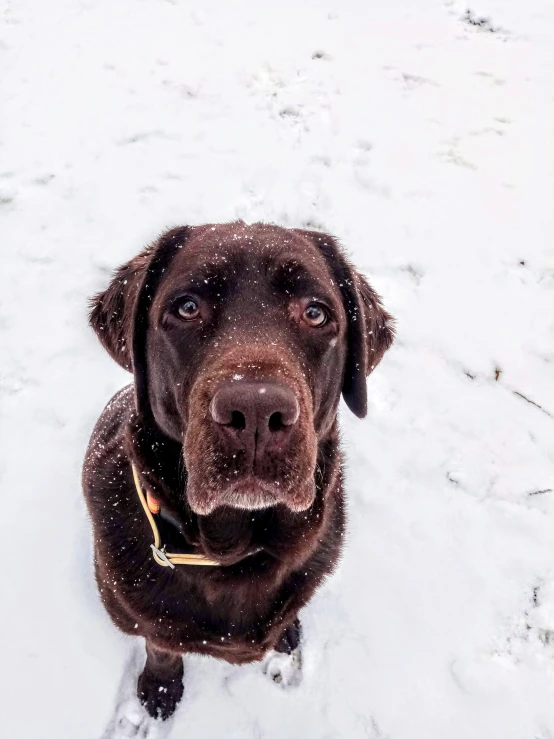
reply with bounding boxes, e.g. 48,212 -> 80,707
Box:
210,382 -> 299,460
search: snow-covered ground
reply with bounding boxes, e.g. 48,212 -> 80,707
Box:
1,0 -> 553,737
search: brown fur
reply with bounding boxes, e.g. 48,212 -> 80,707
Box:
83,221 -> 393,719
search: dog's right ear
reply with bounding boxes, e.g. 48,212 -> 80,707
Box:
88,245 -> 156,371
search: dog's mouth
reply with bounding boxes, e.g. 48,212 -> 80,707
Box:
185,474 -> 317,516
218,478 -> 282,511
184,452 -> 318,515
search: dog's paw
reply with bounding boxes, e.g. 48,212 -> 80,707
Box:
262,647 -> 302,688
137,670 -> 184,721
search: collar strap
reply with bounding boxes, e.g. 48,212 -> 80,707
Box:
131,463 -> 219,568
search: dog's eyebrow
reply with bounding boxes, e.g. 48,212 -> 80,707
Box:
164,261 -> 230,295
270,259 -> 332,296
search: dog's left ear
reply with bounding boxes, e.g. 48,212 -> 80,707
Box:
295,229 -> 394,418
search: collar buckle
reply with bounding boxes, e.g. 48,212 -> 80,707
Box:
150,544 -> 176,569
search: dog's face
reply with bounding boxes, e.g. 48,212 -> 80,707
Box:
90,223 -> 393,515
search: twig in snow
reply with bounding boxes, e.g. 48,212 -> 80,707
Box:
511,390 -> 553,418
462,9 -> 499,33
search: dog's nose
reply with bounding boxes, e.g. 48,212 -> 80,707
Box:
210,382 -> 299,459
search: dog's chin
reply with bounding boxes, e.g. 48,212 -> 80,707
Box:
186,477 -> 316,516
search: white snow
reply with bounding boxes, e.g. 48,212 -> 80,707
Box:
1,0 -> 553,737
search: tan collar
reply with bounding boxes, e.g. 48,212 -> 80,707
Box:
131,463 -> 219,568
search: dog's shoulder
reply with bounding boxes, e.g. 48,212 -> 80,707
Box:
82,384 -> 134,491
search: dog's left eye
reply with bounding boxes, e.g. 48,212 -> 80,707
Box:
176,298 -> 200,320
302,303 -> 328,327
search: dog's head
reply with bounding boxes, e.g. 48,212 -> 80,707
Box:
90,223 -> 393,515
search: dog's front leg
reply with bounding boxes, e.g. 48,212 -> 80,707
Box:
275,618 -> 302,654
137,642 -> 184,721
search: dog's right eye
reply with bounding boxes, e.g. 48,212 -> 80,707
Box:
176,298 -> 200,321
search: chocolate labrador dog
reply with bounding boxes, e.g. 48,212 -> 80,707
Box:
83,222 -> 393,722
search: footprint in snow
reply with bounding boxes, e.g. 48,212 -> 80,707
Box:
101,643 -> 175,739
262,647 -> 303,688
